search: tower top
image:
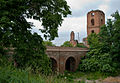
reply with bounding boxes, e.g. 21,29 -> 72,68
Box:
87,9 -> 105,36
70,31 -> 75,41
87,10 -> 105,15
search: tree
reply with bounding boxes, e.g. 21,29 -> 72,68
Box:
99,11 -> 120,68
61,41 -> 73,47
0,0 -> 71,74
43,41 -> 55,46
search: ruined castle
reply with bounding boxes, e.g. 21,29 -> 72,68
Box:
70,10 -> 105,47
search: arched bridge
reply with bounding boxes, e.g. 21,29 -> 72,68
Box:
46,46 -> 88,73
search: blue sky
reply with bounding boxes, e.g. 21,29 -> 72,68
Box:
27,0 -> 120,46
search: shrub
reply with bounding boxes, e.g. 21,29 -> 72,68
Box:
78,53 -> 115,73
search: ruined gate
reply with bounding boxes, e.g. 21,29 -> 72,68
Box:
46,46 -> 88,73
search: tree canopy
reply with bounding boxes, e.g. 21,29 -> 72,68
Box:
0,0 -> 71,74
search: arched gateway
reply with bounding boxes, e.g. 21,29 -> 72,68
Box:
50,58 -> 57,72
46,46 -> 88,73
65,57 -> 76,71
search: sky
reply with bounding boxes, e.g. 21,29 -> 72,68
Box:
27,0 -> 120,46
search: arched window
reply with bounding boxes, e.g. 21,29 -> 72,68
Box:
101,19 -> 103,24
91,30 -> 94,33
91,13 -> 95,16
91,19 -> 94,25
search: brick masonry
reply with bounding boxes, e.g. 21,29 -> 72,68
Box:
87,10 -> 105,35
46,46 -> 88,73
83,10 -> 105,47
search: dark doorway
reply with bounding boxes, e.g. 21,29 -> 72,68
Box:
50,58 -> 57,72
65,57 -> 76,71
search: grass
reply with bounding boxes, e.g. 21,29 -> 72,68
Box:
0,65 -> 110,83
0,66 -> 81,83
61,71 -> 108,81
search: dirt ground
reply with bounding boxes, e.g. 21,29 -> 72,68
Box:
75,76 -> 120,83
103,76 -> 120,83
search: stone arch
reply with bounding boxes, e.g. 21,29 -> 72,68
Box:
50,57 -> 57,72
65,57 -> 76,71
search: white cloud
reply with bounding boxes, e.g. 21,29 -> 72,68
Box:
52,16 -> 87,45
104,0 -> 111,3
26,19 -> 43,29
59,16 -> 87,34
66,0 -> 100,10
98,4 -> 109,13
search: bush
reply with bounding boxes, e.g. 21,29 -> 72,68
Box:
61,41 -> 73,47
78,53 -> 115,73
76,43 -> 87,48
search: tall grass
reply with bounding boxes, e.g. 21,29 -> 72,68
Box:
0,66 -> 79,83
0,66 -> 45,83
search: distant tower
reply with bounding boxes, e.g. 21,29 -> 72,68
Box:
87,10 -> 105,36
70,31 -> 75,41
70,31 -> 77,47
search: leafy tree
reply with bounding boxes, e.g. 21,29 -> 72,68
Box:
43,41 -> 55,46
61,41 -> 73,47
0,0 -> 71,74
99,11 -> 120,68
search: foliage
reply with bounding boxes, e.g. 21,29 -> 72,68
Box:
76,43 -> 87,48
43,41 -> 55,46
61,41 -> 73,47
79,11 -> 120,74
61,41 -> 87,48
0,66 -> 46,83
0,66 -> 80,83
0,0 -> 71,74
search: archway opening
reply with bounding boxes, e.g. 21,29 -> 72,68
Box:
65,57 -> 76,72
91,30 -> 94,33
50,58 -> 57,72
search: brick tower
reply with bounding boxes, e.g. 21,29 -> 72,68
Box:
70,31 -> 77,47
87,10 -> 105,36
83,10 -> 105,47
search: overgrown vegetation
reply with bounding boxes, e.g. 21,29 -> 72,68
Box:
61,41 -> 87,48
78,11 -> 120,74
76,43 -> 87,48
0,0 -> 71,74
43,41 -> 55,46
1,0 -> 120,82
61,41 -> 73,47
0,66 -> 77,83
